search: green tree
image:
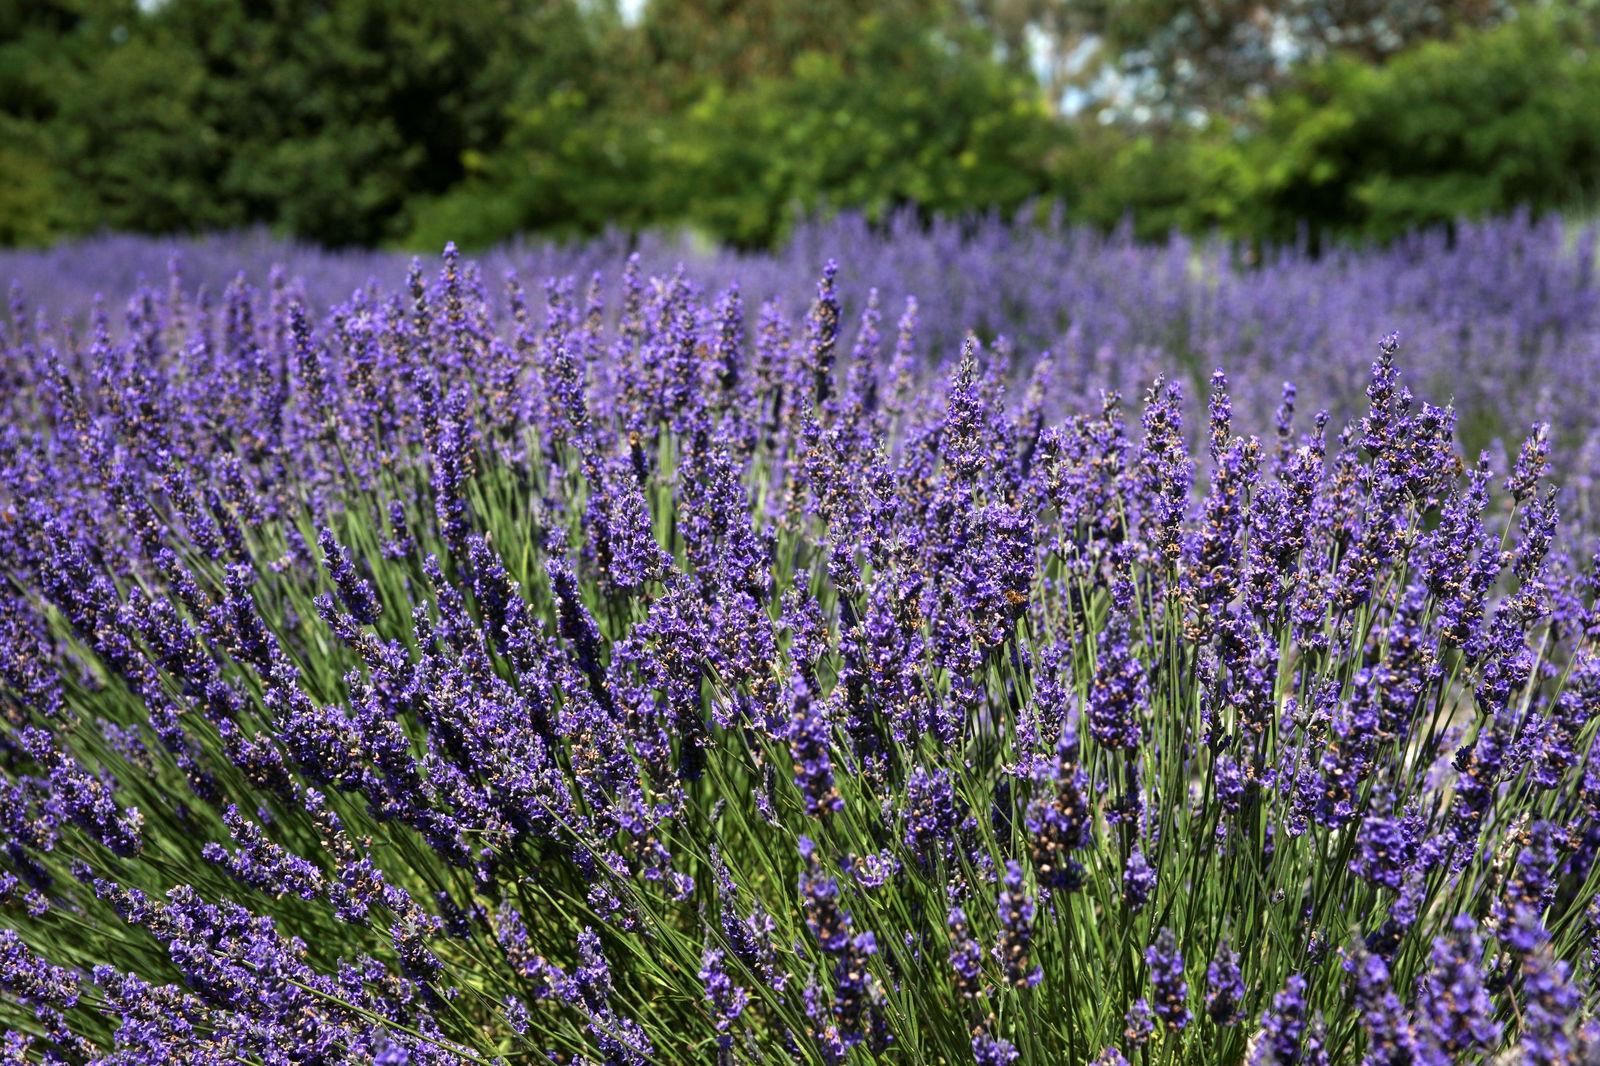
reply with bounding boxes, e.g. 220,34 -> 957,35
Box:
403,0 -> 646,248
1207,5 -> 1600,241
0,1 -> 142,243
419,1 -> 1066,249
635,0 -> 957,102
163,0 -> 583,246
969,0 -> 1510,121
50,19 -> 233,236
653,12 -> 1065,246
14,0 -> 601,247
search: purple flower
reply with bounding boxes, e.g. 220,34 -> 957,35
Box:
1087,580 -> 1148,752
903,766 -> 965,865
1123,847 -> 1156,913
1350,798 -> 1423,891
1521,947 -> 1581,1066
711,846 -> 784,993
0,930 -> 81,1009
318,527 -> 382,625
1124,997 -> 1155,1047
1026,727 -> 1092,891
972,1032 -> 1020,1065
1205,942 -> 1244,1026
787,680 -> 842,817
1350,952 -> 1420,1066
1506,421 -> 1551,504
798,837 -> 851,953
700,948 -> 750,1050
1415,916 -> 1499,1060
13,222 -> 1600,1064
1145,927 -> 1190,1031
1250,974 -> 1316,1066
831,930 -> 887,1054
948,906 -> 984,999
995,860 -> 1042,988
1136,376 -> 1192,568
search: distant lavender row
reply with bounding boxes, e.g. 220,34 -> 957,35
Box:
6,207 -> 1597,465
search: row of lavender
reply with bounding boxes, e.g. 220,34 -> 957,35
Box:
0,238 -> 1597,1064
6,208 -> 1598,488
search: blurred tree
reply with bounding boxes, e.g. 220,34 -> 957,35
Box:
156,0 -> 594,246
648,10 -> 1063,246
1215,4 -> 1600,240
415,0 -> 1061,248
1057,4 -> 1600,244
957,0 -> 1103,115
6,0 -> 1598,251
0,0 -> 141,242
405,1 -> 650,247
968,0 -> 1512,121
405,82 -> 660,249
15,0 -> 601,246
50,17 -> 233,235
635,0 -> 958,103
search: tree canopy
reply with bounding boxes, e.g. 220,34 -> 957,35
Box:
1,0 -> 1595,250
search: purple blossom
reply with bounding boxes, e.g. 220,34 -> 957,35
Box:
6,225 -> 1600,1064
948,906 -> 984,999
787,680 -> 843,817
1415,917 -> 1499,1061
995,860 -> 1042,988
1124,997 -> 1155,1048
1205,942 -> 1244,1026
1123,847 -> 1156,912
700,948 -> 750,1050
1145,927 -> 1190,1032
1350,798 -> 1423,891
973,1032 -> 1020,1065
1250,974 -> 1322,1066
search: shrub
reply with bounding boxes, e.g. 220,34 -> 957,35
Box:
2,247 -> 1600,1063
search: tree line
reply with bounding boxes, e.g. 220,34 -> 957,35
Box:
3,0 -> 1597,250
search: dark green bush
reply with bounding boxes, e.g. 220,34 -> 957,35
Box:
4,1 -> 1599,251
1194,6 -> 1600,243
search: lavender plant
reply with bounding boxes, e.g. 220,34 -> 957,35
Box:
2,241 -> 1600,1065
10,210 -> 1600,470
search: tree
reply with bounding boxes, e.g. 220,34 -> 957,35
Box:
1218,4 -> 1600,240
635,0 -> 956,104
149,0 -> 570,246
0,1 -> 143,243
970,0 -> 1511,121
9,0 -> 600,247
647,10 -> 1064,246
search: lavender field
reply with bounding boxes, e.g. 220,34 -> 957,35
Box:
3,213 -> 1600,1064
8,210 -> 1599,486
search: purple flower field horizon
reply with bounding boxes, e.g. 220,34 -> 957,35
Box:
3,213 -> 1600,1064
6,207 -> 1599,464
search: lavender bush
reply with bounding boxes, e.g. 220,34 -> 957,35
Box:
2,235 -> 1600,1064
6,207 -> 1599,481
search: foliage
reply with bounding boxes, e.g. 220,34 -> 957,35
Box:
0,115 -> 77,247
1241,5 -> 1600,242
3,0 -> 1600,250
1067,0 -> 1510,121
1,0 -> 598,247
5,241 -> 1600,1064
643,14 -> 1065,247
0,0 -> 138,241
406,87 -> 663,249
410,5 -> 1061,250
635,0 -> 959,101
1056,6 -> 1600,245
